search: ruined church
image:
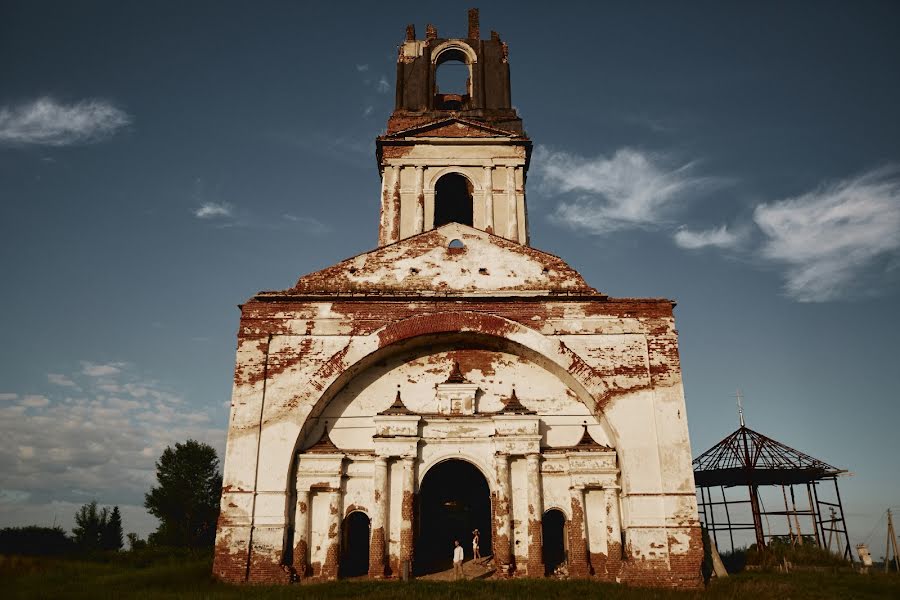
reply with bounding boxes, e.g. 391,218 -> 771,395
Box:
213,10 -> 702,587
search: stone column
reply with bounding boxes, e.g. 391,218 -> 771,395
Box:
321,488 -> 342,580
568,485 -> 590,577
399,456 -> 416,572
494,453 -> 513,573
382,165 -> 400,244
368,457 -> 388,578
525,453 -> 544,576
414,166 -> 425,233
514,166 -> 526,244
483,166 -> 494,234
506,166 -> 518,242
605,485 -> 623,576
293,489 -> 310,577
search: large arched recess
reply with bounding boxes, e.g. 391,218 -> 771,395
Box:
289,311 -> 617,463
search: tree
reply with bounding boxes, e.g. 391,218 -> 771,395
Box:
72,500 -> 107,551
72,501 -> 125,552
0,526 -> 74,556
126,532 -> 147,551
144,439 -> 222,547
101,506 -> 123,551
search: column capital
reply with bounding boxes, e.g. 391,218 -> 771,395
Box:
374,455 -> 388,466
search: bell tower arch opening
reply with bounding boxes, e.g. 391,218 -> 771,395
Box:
434,172 -> 474,227
433,46 -> 474,110
415,458 -> 491,575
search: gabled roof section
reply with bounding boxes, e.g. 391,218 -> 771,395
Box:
272,223 -> 601,297
693,425 -> 844,487
378,387 -> 415,416
304,426 -> 341,454
497,388 -> 535,415
443,361 -> 469,384
381,116 -> 526,140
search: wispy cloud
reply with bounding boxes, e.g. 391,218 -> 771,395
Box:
81,361 -> 124,377
283,214 -> 332,235
356,64 -> 369,72
0,97 -> 130,146
194,202 -> 233,219
753,166 -> 900,302
537,146 -> 717,234
376,76 -> 391,94
674,224 -> 744,250
47,373 -> 78,388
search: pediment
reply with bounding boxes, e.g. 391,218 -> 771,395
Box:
275,224 -> 601,297
384,117 -> 523,139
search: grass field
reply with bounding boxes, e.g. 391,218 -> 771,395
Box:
2,553 -> 899,599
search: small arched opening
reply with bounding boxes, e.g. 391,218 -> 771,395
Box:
416,459 -> 491,575
434,173 -> 474,228
542,509 -> 567,576
434,47 -> 471,110
340,511 -> 370,578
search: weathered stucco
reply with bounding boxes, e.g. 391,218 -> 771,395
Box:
213,10 -> 702,589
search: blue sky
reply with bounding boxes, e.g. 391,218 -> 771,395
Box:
1,1 -> 898,550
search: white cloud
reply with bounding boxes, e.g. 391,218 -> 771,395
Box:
376,76 -> 391,94
0,393 -> 18,401
0,362 -> 225,539
537,146 -> 715,234
754,166 -> 900,302
0,97 -> 130,146
47,373 -> 78,388
674,224 -> 744,250
194,202 -> 233,219
363,105 -> 374,117
20,395 -> 50,408
81,361 -> 124,377
356,64 -> 369,72
283,214 -> 332,235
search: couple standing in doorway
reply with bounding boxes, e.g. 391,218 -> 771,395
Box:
452,528 -> 485,580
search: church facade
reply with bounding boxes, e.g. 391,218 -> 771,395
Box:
213,10 -> 702,588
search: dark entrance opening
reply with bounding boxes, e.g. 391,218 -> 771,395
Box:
542,509 -> 567,575
416,459 -> 491,575
340,511 -> 370,578
434,173 -> 473,227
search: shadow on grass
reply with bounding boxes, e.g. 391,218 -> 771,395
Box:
2,555 -> 899,600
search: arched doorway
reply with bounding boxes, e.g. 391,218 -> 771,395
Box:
542,509 -> 567,576
416,459 -> 491,575
434,173 -> 473,227
340,511 -> 370,578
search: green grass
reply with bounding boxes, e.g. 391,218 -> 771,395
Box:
2,554 -> 899,599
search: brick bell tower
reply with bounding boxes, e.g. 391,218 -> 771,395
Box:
376,8 -> 531,246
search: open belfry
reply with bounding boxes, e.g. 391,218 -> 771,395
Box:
213,9 -> 702,587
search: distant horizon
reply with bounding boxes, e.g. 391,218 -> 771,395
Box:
1,1 -> 898,553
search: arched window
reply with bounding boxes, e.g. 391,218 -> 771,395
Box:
434,173 -> 473,228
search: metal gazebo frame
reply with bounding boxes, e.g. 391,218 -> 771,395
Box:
693,424 -> 852,560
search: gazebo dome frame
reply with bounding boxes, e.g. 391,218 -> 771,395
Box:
693,424 -> 852,560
